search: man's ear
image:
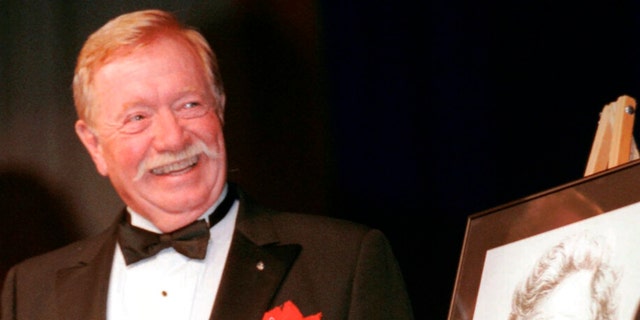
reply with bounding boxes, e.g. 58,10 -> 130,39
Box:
217,94 -> 226,124
75,120 -> 109,176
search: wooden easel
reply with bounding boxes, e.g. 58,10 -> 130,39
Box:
584,95 -> 639,176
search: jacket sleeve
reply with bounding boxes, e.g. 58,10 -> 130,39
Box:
349,229 -> 414,319
1,266 -> 17,320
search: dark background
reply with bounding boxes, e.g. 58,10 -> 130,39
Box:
3,1 -> 640,319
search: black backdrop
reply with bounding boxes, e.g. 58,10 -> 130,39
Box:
321,1 -> 640,318
3,1 -> 640,319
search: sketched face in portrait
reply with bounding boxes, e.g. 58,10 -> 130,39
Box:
526,270 -> 596,319
508,231 -> 620,320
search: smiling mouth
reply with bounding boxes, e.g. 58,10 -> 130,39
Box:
150,155 -> 199,175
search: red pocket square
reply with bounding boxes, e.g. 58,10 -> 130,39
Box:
262,300 -> 322,320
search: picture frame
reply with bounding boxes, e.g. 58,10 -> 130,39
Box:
448,159 -> 640,320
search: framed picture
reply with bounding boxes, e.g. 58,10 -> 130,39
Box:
448,159 -> 640,320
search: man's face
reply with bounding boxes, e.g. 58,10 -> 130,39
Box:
528,270 -> 597,320
75,36 -> 226,231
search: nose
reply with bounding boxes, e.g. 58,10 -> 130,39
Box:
152,107 -> 187,151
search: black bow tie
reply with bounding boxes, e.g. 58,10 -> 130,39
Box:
117,187 -> 236,265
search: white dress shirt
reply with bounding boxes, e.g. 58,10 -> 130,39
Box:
107,188 -> 238,320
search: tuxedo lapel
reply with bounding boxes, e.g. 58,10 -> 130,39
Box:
55,219 -> 118,320
210,190 -> 301,320
210,232 -> 301,320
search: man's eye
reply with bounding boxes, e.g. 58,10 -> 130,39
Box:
120,113 -> 151,133
178,102 -> 209,118
130,114 -> 146,121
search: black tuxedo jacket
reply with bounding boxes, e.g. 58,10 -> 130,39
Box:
1,186 -> 414,319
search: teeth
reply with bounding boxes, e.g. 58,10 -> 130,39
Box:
150,155 -> 198,175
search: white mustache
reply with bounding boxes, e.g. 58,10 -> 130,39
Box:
134,140 -> 217,180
